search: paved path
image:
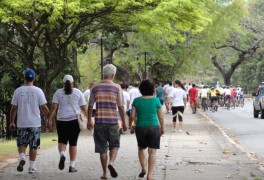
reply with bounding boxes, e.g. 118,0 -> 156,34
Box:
0,106 -> 264,179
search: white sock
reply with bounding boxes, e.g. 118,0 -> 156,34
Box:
29,160 -> 35,169
70,160 -> 75,167
59,151 -> 65,157
19,153 -> 26,161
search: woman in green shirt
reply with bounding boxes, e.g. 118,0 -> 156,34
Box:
129,80 -> 165,180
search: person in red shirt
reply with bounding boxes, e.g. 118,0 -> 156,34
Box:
188,84 -> 198,114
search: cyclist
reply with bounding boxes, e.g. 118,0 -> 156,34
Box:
200,85 -> 209,111
224,86 -> 231,108
210,87 -> 218,108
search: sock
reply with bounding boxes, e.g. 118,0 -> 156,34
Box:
29,160 -> 35,169
70,160 -> 75,167
59,151 -> 65,157
19,153 -> 26,161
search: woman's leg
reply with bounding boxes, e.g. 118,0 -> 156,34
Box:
171,107 -> 177,131
138,147 -> 146,174
147,148 -> 157,180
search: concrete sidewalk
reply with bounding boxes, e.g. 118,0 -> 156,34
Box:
0,106 -> 264,180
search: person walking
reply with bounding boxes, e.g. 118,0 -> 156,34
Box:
188,84 -> 198,114
9,68 -> 50,173
155,82 -> 165,105
87,64 -> 127,179
168,80 -> 187,132
47,74 -> 87,173
129,79 -> 164,180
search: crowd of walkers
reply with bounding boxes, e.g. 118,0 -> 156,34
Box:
11,64 -> 223,179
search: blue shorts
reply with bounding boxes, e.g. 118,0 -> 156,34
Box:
17,127 -> 41,150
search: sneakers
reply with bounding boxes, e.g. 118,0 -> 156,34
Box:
69,166 -> 78,172
172,129 -> 176,133
58,155 -> 66,170
179,129 -> 182,133
17,159 -> 26,172
28,167 -> 37,173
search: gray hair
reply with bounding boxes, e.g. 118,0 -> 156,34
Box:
103,64 -> 117,78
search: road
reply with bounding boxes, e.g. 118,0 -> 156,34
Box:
203,98 -> 264,162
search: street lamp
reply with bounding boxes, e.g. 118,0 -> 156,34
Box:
90,38 -> 105,80
137,51 -> 154,79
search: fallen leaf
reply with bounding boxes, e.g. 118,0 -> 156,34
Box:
226,172 -> 232,178
186,132 -> 190,135
250,172 -> 256,177
194,169 -> 204,173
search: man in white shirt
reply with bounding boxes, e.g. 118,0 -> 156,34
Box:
164,82 -> 173,114
9,69 -> 50,173
128,82 -> 142,116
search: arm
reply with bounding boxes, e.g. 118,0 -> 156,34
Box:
9,105 -> 17,131
118,105 -> 127,131
157,108 -> 165,136
129,107 -> 136,133
80,105 -> 88,117
87,105 -> 94,130
46,104 -> 58,129
183,98 -> 187,108
40,104 -> 50,119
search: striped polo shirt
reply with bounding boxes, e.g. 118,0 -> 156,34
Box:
89,80 -> 123,124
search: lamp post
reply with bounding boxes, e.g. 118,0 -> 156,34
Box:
137,51 -> 154,79
90,38 -> 104,80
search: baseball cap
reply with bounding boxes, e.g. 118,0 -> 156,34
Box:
24,68 -> 35,80
63,74 -> 74,83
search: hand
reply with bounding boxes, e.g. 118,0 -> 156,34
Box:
160,128 -> 164,136
9,123 -> 16,132
87,119 -> 94,130
122,123 -> 127,132
130,125 -> 135,134
46,120 -> 52,130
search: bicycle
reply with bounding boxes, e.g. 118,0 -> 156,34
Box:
211,98 -> 218,112
225,95 -> 231,110
237,95 -> 244,107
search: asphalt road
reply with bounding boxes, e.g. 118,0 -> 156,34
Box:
204,98 -> 264,162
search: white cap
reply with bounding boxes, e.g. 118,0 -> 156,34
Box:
63,74 -> 74,83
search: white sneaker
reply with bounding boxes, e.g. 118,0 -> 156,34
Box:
179,129 -> 182,133
28,167 -> 37,173
172,129 -> 176,132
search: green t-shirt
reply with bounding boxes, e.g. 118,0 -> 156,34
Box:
156,86 -> 164,100
132,97 -> 162,127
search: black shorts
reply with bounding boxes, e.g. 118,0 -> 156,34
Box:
94,123 -> 120,153
135,126 -> 160,149
172,106 -> 184,122
56,120 -> 80,146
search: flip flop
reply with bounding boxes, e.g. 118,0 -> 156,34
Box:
138,171 -> 146,178
101,176 -> 108,179
108,164 -> 118,178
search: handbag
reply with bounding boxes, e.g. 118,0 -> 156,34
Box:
67,96 -> 87,130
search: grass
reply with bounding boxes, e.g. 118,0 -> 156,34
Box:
0,132 -> 58,162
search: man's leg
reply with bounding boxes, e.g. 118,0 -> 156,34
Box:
100,153 -> 108,178
147,148 -> 157,180
17,146 -> 27,172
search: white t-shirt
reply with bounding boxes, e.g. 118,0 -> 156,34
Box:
52,88 -> 86,121
224,89 -> 231,96
200,89 -> 208,98
166,86 -> 174,97
83,89 -> 96,109
169,88 -> 187,107
122,91 -> 130,112
128,88 -> 142,109
11,85 -> 47,128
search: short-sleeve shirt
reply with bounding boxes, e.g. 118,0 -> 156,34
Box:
156,86 -> 164,100
132,97 -> 161,127
52,88 -> 86,121
169,88 -> 187,107
189,88 -> 198,100
11,85 -> 47,128
122,91 -> 130,112
128,88 -> 142,109
89,80 -> 123,124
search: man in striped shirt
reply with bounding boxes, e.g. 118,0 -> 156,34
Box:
88,64 -> 127,179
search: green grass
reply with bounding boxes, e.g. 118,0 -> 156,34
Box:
0,132 -> 58,162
